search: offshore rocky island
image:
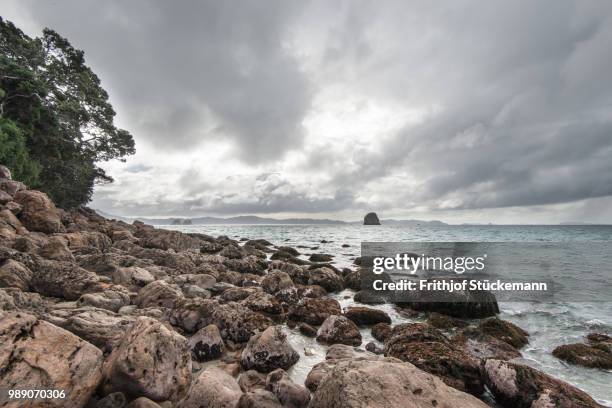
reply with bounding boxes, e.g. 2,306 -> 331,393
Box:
0,164 -> 610,408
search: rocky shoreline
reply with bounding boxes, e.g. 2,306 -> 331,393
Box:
0,164 -> 609,408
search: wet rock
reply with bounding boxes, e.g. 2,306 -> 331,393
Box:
261,270 -> 297,303
266,368 -> 310,408
452,327 -> 522,361
269,261 -> 310,285
483,359 -> 602,408
30,259 -> 102,300
427,312 -> 468,329
310,357 -> 489,408
0,311 -> 104,408
398,279 -> 499,318
177,367 -> 242,408
317,315 -> 362,346
353,290 -> 386,304
384,323 -> 483,395
308,267 -> 343,292
77,288 -> 131,312
287,297 -> 341,326
298,322 -> 317,337
296,284 -> 327,298
365,342 -> 383,354
14,190 -> 63,233
587,332 -> 612,345
219,243 -> 247,259
136,280 -> 184,309
309,253 -> 333,262
344,306 -> 391,326
239,370 -> 267,392
0,259 -> 32,290
552,343 -> 612,369
363,212 -> 381,225
241,326 -> 300,373
343,270 -> 361,291
101,317 -> 192,402
189,324 -> 224,362
238,389 -> 282,408
224,255 -> 268,275
371,322 -> 392,342
477,317 -> 529,348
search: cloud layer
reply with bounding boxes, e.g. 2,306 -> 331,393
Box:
3,0 -> 612,223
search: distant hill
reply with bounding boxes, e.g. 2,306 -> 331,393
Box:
93,209 -> 448,226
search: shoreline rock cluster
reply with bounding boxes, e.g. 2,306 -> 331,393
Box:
0,164 -> 608,408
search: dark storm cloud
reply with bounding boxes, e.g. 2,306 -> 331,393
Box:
11,0 -> 311,163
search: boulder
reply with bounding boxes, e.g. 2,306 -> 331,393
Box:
371,322 -> 392,342
298,322 -> 317,337
0,178 -> 26,197
45,307 -> 136,352
239,370 -> 267,392
177,367 -> 242,408
483,359 -> 602,408
266,369 -> 310,408
552,343 -> 612,369
241,326 -> 300,373
0,259 -> 32,290
0,311 -> 104,408
296,284 -> 327,299
112,266 -> 156,290
238,389 -> 282,408
452,327 -> 522,361
384,323 -> 483,395
308,267 -> 343,292
14,190 -> 63,233
288,297 -> 341,326
101,317 -> 192,402
241,291 -> 283,315
309,253 -> 333,262
427,312 -> 468,329
343,270 -> 361,291
0,165 -> 10,179
136,280 -> 184,309
96,392 -> 127,408
77,288 -> 131,312
38,236 -> 75,261
189,324 -> 224,362
310,358 -> 489,408
363,212 -> 381,225
317,315 -> 362,346
344,306 -> 391,326
477,317 -> 529,348
30,259 -> 102,300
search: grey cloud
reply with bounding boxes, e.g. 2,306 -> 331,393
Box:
14,0 -> 311,163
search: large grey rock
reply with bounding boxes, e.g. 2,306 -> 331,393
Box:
483,359 -> 602,408
0,311 -> 104,408
14,190 -> 63,233
189,324 -> 224,362
101,317 -> 192,402
136,280 -> 184,309
241,326 -> 299,373
316,315 -> 362,346
177,367 -> 242,408
309,357 -> 489,408
0,259 -> 32,290
265,369 -> 310,408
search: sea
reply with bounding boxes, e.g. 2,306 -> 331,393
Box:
166,224 -> 612,406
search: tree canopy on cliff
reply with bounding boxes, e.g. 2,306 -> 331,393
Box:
0,17 -> 134,208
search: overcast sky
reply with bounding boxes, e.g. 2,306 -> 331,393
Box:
3,1 -> 612,223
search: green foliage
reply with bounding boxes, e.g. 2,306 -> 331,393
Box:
0,17 -> 134,207
0,117 -> 40,184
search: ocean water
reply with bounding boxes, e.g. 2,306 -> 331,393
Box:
167,224 -> 612,405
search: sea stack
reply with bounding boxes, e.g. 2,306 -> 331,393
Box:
363,212 -> 381,225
